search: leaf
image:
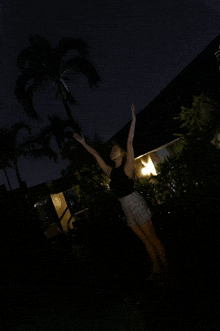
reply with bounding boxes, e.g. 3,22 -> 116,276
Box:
62,57 -> 101,87
55,37 -> 89,59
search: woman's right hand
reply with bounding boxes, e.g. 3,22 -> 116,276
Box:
73,133 -> 85,143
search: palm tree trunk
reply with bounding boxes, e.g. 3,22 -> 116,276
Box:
58,84 -> 81,133
4,168 -> 13,191
13,158 -> 23,188
63,98 -> 81,132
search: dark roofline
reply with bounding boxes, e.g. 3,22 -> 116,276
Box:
109,34 -> 220,157
135,137 -> 182,159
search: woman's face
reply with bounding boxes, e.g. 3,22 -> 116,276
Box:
110,145 -> 122,160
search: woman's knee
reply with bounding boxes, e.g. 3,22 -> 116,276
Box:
130,225 -> 148,242
130,225 -> 145,239
143,220 -> 157,236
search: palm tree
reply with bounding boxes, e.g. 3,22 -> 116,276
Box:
14,34 -> 101,132
25,114 -> 76,162
0,122 -> 59,189
0,122 -> 31,188
42,114 -> 77,150
0,154 -> 13,191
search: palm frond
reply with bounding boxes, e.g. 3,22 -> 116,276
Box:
17,35 -> 53,71
17,35 -> 59,78
14,72 -> 45,119
48,114 -> 70,129
0,154 -> 11,170
55,38 -> 89,60
22,145 -> 58,163
11,121 -> 31,135
28,34 -> 52,55
16,48 -> 36,71
18,131 -> 58,163
62,57 -> 101,87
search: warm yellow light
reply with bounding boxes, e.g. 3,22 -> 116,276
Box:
51,192 -> 74,232
52,196 -> 62,208
141,157 -> 157,176
68,218 -> 75,230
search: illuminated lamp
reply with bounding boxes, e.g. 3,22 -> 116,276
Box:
141,157 -> 157,176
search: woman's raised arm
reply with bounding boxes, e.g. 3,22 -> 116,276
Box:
124,103 -> 136,178
73,133 -> 112,177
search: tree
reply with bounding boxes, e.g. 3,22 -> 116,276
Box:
149,93 -> 220,204
14,34 -> 101,132
0,122 -> 58,189
24,114 -> 78,163
174,93 -> 220,144
41,114 -> 79,151
0,122 -> 32,188
0,153 -> 13,191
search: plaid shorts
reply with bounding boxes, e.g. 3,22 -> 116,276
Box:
119,191 -> 152,227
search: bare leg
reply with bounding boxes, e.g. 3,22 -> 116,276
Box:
130,220 -> 166,268
141,220 -> 167,265
130,224 -> 160,273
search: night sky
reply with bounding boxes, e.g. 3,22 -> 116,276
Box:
1,0 -> 220,189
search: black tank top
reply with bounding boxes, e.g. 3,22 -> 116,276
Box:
109,164 -> 135,198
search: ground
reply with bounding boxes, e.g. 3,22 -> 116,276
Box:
1,232 -> 220,331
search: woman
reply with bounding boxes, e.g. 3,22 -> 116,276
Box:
73,103 -> 167,279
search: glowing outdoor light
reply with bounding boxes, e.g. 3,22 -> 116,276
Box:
141,157 -> 157,176
52,195 -> 62,208
51,192 -> 75,232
